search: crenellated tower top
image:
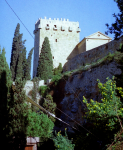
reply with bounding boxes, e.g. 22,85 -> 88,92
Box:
33,17 -> 81,34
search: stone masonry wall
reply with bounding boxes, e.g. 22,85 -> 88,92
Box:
63,36 -> 123,71
55,60 -> 122,133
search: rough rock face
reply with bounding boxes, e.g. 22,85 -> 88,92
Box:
53,60 -> 122,133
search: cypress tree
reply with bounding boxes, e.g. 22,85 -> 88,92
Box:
22,40 -> 27,79
16,39 -> 27,80
8,78 -> 28,150
10,23 -> 22,81
0,47 -> 12,149
37,37 -> 53,82
10,23 -> 29,81
25,48 -> 34,80
0,47 -> 28,149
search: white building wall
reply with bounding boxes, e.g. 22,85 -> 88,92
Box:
86,38 -> 110,51
33,17 -> 80,77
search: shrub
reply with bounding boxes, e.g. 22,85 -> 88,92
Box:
53,63 -> 63,75
39,85 -> 49,97
52,129 -> 75,150
51,74 -> 62,85
83,76 -> 123,130
43,94 -> 56,123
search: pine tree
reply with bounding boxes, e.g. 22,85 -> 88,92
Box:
25,48 -> 34,80
37,37 -> 53,82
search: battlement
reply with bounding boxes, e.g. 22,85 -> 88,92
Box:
33,17 -> 81,34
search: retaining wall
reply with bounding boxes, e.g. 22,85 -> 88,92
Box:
63,36 -> 123,71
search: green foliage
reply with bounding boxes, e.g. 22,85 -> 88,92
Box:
39,85 -> 49,97
106,129 -> 123,150
53,63 -> 63,75
10,23 -> 33,81
31,77 -> 40,112
105,0 -> 123,39
0,47 -> 13,149
25,48 -> 34,80
10,23 -> 21,80
52,129 -> 75,150
43,94 -> 56,122
10,23 -> 27,81
8,78 -> 28,134
25,105 -> 54,142
83,76 -> 123,130
0,47 -> 12,87
16,41 -> 26,79
37,37 -> 53,82
7,78 -> 28,149
71,76 -> 123,150
51,74 -> 62,85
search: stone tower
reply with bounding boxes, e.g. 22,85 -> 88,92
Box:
33,17 -> 81,77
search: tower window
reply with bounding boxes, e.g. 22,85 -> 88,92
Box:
46,24 -> 50,30
55,39 -> 57,42
53,25 -> 57,30
53,56 -> 54,59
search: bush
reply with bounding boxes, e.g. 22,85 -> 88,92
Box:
52,129 -> 75,150
83,76 -> 123,131
39,85 -> 49,97
53,63 -> 63,75
24,104 -> 54,142
43,94 -> 56,122
51,74 -> 62,85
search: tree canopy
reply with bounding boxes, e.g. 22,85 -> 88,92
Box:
105,0 -> 123,39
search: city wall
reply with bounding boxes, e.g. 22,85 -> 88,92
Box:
63,36 -> 123,71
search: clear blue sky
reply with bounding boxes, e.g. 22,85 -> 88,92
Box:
0,0 -> 120,78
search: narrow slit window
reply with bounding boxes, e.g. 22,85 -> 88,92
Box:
55,39 -> 57,42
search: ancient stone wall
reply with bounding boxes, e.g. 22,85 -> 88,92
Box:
63,36 -> 123,71
33,17 -> 81,77
54,60 -> 122,133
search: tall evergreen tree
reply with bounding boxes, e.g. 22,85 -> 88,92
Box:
16,39 -> 27,80
0,47 -> 12,149
25,48 -> 34,80
10,23 -> 22,81
22,40 -> 27,79
0,47 -> 28,149
8,78 -> 28,150
10,23 -> 31,81
37,37 -> 53,82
